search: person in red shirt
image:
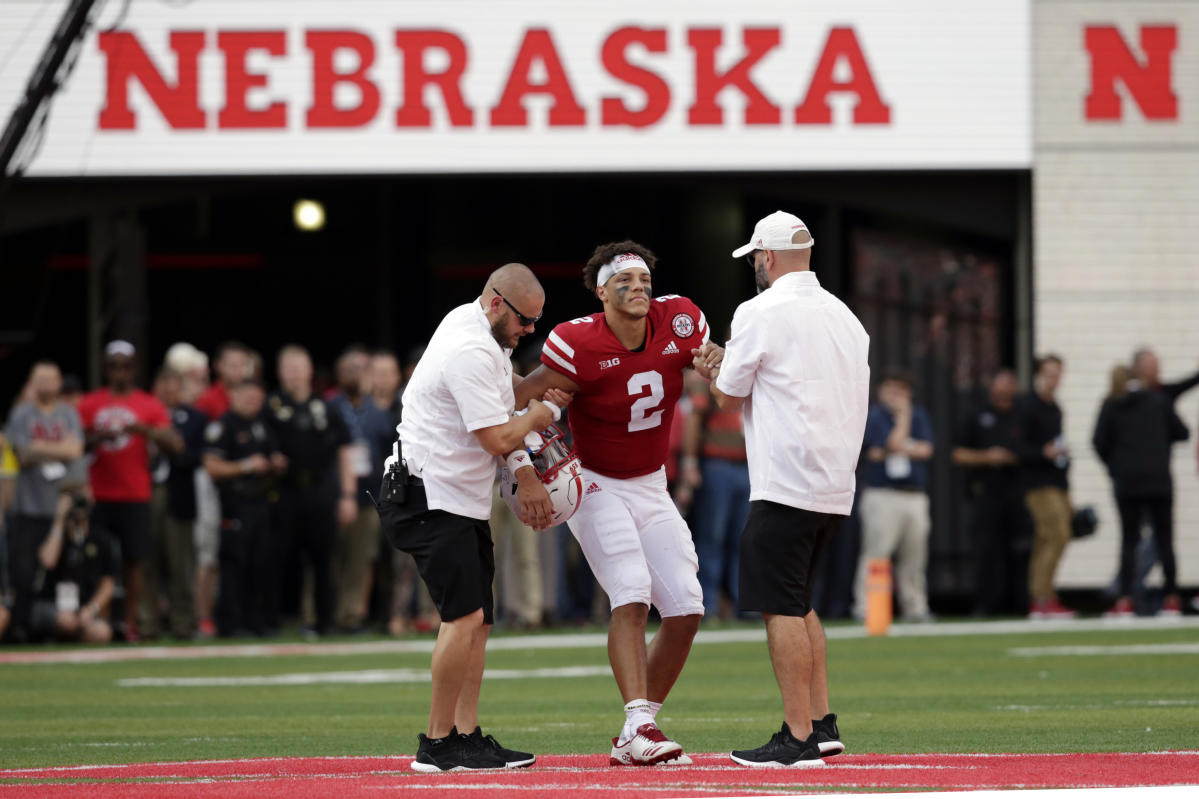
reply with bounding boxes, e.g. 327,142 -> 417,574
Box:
78,341 -> 182,641
195,342 -> 253,421
516,241 -> 719,766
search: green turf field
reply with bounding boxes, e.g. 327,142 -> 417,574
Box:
1,620 -> 1196,769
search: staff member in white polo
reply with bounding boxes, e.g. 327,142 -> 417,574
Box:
696,211 -> 870,767
377,263 -> 569,773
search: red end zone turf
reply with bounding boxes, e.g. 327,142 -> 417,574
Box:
2,752 -> 1197,797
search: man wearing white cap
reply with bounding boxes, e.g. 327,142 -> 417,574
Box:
79,341 -> 183,642
696,211 -> 870,767
516,240 -> 715,766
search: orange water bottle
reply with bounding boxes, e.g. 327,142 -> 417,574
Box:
864,558 -> 893,636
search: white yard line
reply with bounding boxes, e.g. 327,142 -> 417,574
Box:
2,616 -> 1197,665
1008,643 -> 1199,657
119,665 -> 612,687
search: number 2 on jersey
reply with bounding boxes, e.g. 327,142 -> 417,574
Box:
627,371 -> 664,432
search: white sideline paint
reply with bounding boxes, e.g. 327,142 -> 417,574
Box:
1008,643 -> 1199,657
119,665 -> 611,688
3,616 -> 1197,666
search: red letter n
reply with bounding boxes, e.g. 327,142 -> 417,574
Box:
687,28 -> 781,125
98,31 -> 205,129
1085,25 -> 1178,120
795,27 -> 890,125
307,31 -> 380,128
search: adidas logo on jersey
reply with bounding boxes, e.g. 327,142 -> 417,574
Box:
661,340 -> 680,356
586,482 -> 602,495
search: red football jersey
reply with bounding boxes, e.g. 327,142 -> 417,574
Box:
541,295 -> 709,479
78,388 -> 170,503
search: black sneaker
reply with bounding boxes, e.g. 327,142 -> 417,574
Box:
812,713 -> 844,756
410,726 -> 507,772
466,726 -> 536,768
730,723 -> 825,767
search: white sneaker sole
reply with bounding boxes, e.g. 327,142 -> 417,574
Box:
818,740 -> 845,756
410,760 -> 510,773
504,756 -> 536,768
729,753 -> 825,767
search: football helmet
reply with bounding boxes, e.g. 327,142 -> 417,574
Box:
500,424 -> 584,527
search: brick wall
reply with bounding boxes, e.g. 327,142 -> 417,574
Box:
1035,1 -> 1199,589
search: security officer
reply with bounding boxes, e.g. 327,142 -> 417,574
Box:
267,345 -> 355,636
952,369 -> 1027,616
202,378 -> 286,636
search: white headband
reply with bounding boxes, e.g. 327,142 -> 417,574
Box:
597,253 -> 650,286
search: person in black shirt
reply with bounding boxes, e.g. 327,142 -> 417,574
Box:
267,345 -> 355,636
1012,354 -> 1075,619
953,369 -> 1028,616
1093,363 -> 1190,616
32,493 -> 116,643
203,379 -> 286,636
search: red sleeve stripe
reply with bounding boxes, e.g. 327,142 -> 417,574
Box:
698,311 -> 710,343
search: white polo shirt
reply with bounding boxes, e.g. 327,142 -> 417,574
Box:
395,299 -> 514,520
715,270 -> 870,515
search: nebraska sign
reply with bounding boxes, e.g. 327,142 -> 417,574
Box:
0,0 -> 1031,174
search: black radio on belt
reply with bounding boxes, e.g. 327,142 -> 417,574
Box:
379,439 -> 424,507
381,458 -> 409,504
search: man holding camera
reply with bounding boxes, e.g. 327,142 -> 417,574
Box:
31,493 -> 117,644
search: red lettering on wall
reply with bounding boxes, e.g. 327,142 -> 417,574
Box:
218,31 -> 287,128
394,30 -> 474,127
306,31 -> 380,128
98,31 -> 206,129
687,28 -> 782,125
1084,25 -> 1178,120
600,27 -> 670,128
794,27 -> 890,124
490,29 -> 586,127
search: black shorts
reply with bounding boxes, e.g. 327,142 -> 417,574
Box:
91,501 -> 151,563
739,500 -> 841,616
377,500 -> 494,625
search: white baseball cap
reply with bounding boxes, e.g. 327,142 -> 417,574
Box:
731,210 -> 814,258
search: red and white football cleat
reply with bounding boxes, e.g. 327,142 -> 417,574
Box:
609,723 -> 683,766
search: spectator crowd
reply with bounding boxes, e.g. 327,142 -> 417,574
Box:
1,340 -> 1196,645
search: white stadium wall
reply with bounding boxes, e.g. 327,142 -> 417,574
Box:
0,0 -> 1031,174
1034,1 -> 1199,588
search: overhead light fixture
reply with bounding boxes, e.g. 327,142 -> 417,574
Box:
293,199 -> 325,231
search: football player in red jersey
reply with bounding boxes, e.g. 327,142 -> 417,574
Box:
515,241 -> 721,766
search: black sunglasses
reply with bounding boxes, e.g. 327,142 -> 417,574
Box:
493,288 -> 542,327
744,249 -> 764,268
